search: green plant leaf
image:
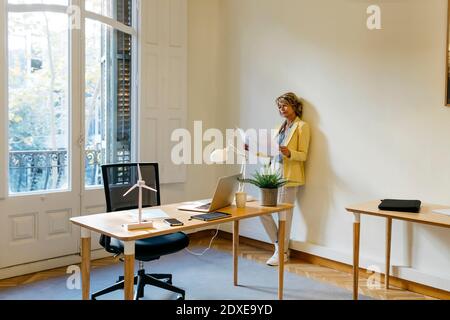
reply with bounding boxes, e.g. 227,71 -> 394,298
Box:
238,170 -> 289,189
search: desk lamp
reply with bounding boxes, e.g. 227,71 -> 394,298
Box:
123,164 -> 158,231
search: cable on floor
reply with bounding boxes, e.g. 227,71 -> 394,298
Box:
185,225 -> 220,256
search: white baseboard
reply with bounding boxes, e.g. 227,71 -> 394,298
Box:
0,249 -> 111,281
289,240 -> 450,292
0,228 -> 206,281
391,266 -> 450,292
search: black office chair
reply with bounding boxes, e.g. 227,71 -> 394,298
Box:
91,163 -> 189,300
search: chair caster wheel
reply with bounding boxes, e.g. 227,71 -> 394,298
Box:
176,294 -> 185,300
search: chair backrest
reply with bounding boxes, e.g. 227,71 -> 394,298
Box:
100,163 -> 161,251
102,163 -> 161,212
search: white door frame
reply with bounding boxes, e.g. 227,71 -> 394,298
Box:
0,0 -> 139,270
80,0 -> 139,250
0,1 -> 82,268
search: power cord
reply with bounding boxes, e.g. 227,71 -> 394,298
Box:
185,225 -> 220,256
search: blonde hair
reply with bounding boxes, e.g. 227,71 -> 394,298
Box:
276,92 -> 303,119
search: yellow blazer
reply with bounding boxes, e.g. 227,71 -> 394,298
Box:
275,117 -> 311,187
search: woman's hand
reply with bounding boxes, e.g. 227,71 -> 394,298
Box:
280,146 -> 291,158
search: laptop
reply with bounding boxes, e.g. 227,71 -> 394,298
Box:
177,174 -> 241,213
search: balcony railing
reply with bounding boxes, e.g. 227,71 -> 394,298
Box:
85,149 -> 104,186
9,149 -> 103,193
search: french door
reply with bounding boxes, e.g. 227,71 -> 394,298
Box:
0,0 -> 137,269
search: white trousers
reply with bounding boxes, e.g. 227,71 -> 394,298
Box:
259,186 -> 298,251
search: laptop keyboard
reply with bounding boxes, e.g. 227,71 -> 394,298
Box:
196,203 -> 211,210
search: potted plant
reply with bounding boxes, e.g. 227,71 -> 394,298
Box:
239,166 -> 288,206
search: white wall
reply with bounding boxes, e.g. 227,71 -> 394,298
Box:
210,0 -> 450,290
159,0 -> 228,205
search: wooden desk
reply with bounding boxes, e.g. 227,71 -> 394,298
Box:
71,201 -> 293,300
346,200 -> 450,300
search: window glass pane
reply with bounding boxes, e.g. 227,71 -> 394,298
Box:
8,0 -> 68,5
85,0 -> 132,26
8,12 -> 69,194
85,0 -> 110,17
85,19 -> 132,187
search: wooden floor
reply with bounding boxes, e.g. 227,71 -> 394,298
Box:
0,235 -> 437,300
200,236 -> 436,300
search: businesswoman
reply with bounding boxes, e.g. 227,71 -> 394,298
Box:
261,92 -> 311,266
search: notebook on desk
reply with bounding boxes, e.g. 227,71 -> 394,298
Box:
190,212 -> 231,221
378,199 -> 422,213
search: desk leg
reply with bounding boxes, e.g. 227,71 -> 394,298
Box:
278,212 -> 286,300
233,220 -> 239,286
81,228 -> 91,300
353,213 -> 361,300
123,241 -> 135,300
385,218 -> 392,289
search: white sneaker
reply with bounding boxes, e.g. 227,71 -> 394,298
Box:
266,245 -> 289,266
